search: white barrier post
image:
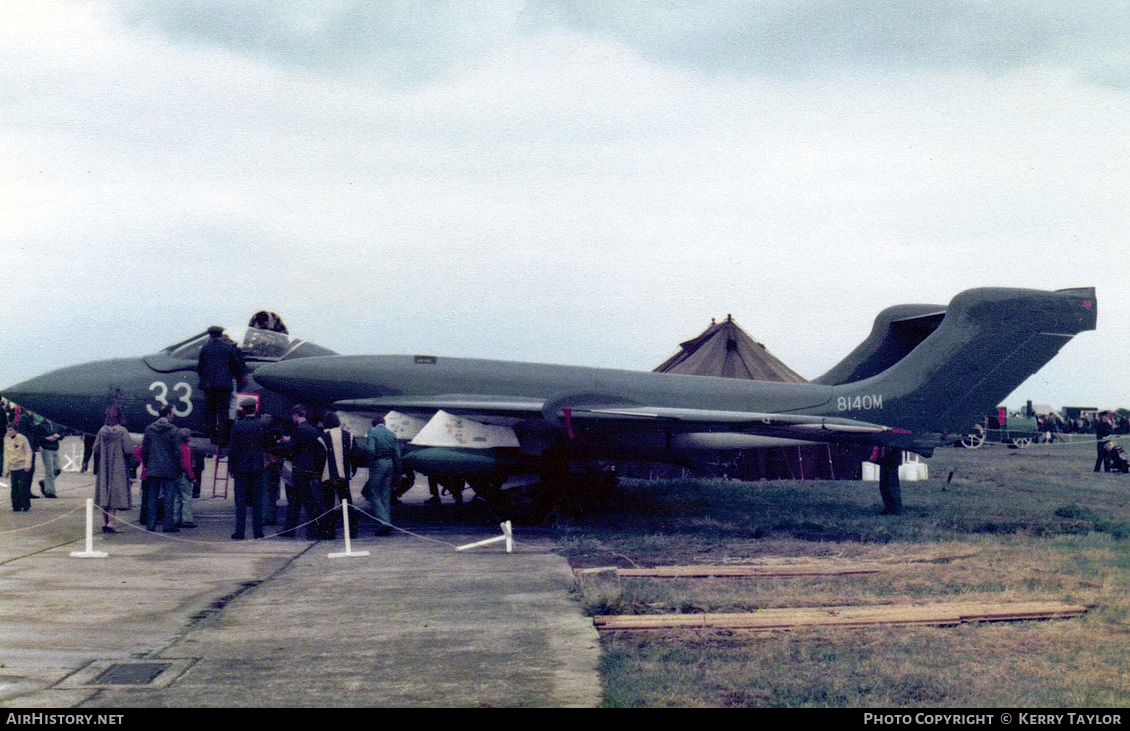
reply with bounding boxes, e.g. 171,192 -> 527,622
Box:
71,499 -> 108,559
328,500 -> 370,559
61,441 -> 83,472
455,521 -> 513,554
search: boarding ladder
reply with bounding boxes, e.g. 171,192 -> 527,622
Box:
211,452 -> 230,499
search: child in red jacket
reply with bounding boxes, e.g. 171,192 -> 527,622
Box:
176,429 -> 197,528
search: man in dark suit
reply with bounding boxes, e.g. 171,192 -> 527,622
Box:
228,398 -> 270,540
281,404 -> 328,539
1094,412 -> 1115,473
319,411 -> 357,539
196,325 -> 246,447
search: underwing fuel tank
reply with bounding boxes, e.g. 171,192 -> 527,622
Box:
402,447 -> 538,478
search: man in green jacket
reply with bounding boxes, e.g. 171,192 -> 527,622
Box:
365,415 -> 401,537
36,419 -> 62,498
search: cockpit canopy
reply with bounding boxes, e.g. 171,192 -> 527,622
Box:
142,313 -> 335,374
165,327 -> 297,362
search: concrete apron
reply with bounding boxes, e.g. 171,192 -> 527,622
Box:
0,471 -> 601,708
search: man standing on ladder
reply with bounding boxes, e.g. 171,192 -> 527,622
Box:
197,325 -> 246,447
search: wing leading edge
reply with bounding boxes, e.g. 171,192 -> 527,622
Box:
331,394 -> 891,444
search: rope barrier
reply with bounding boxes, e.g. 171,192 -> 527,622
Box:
96,504 -> 339,545
0,477 -> 99,495
950,434 -> 1126,452
81,500 -> 505,552
350,503 -> 472,549
0,504 -> 86,534
1,483 -> 511,553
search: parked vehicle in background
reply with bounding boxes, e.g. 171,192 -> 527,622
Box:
959,408 -> 1040,449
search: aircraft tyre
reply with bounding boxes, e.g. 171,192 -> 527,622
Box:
474,467 -> 620,525
470,479 -> 555,525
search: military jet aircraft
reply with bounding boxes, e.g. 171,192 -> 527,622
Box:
1,287 -> 1096,515
258,286 -> 1094,514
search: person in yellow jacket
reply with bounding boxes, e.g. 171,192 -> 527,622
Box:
4,421 -> 33,511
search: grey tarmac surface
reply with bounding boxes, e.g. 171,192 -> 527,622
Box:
0,458 -> 601,708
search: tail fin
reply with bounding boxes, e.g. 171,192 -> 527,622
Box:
812,303 -> 948,386
828,287 -> 1096,440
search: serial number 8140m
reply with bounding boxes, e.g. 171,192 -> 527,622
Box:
837,394 -> 883,411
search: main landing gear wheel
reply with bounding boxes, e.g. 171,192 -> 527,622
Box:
480,467 -> 621,525
1010,437 -> 1032,449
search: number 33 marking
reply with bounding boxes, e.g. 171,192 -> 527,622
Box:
147,381 -> 193,417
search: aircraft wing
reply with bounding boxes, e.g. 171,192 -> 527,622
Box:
558,405 -> 891,434
332,394 -> 891,438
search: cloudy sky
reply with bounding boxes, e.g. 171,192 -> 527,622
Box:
3,1 -> 1127,410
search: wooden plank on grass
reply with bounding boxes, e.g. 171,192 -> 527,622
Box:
592,601 -> 1087,632
609,564 -> 883,578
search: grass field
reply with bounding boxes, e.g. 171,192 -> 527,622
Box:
552,440 -> 1130,707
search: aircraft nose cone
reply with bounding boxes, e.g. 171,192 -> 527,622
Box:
1,359 -> 137,433
2,371 -> 73,417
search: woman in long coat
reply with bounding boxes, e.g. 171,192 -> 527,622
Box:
93,406 -> 133,533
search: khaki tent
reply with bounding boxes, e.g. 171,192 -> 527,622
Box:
654,314 -> 806,382
631,315 -> 866,481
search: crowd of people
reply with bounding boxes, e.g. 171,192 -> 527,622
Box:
2,320 -> 406,541
2,398 -> 64,511
988,409 -> 1130,473
76,398 -> 404,540
1,395 -> 406,542
1035,411 -> 1130,437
